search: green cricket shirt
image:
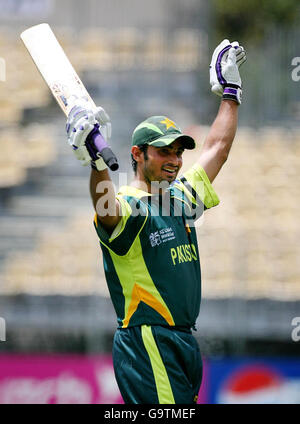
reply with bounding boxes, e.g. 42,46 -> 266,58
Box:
94,164 -> 219,329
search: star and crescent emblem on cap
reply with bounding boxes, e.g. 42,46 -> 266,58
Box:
160,117 -> 177,130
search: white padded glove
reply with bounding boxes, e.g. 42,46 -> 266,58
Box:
209,39 -> 246,104
66,99 -> 112,170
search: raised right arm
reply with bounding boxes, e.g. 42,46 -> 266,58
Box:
65,100 -> 121,233
89,168 -> 121,232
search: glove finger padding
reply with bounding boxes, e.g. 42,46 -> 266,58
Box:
231,41 -> 247,66
95,106 -> 110,126
68,117 -> 95,149
67,109 -> 96,150
236,48 -> 246,67
237,55 -> 246,68
95,106 -> 112,141
67,106 -> 95,133
231,41 -> 240,49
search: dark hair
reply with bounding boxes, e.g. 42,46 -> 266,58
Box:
131,144 -> 148,174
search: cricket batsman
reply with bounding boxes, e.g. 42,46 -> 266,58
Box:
65,39 -> 246,403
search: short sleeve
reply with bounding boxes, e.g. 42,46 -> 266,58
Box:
179,163 -> 220,209
172,164 -> 220,221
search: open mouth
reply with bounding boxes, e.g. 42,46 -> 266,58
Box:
162,167 -> 177,176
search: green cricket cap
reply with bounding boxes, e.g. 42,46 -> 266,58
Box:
132,116 -> 196,149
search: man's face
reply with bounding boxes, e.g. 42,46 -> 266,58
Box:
138,139 -> 184,185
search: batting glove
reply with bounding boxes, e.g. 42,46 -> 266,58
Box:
66,99 -> 112,170
209,39 -> 246,104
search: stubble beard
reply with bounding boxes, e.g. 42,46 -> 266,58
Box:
143,162 -> 176,186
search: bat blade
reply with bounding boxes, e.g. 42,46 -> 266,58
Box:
20,23 -> 119,171
20,23 -> 95,116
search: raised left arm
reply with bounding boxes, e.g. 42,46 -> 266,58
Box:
197,99 -> 238,183
197,39 -> 246,183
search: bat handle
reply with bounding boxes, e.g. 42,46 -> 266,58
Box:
89,124 -> 119,171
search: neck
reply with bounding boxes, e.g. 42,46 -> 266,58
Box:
131,176 -> 151,193
131,176 -> 170,195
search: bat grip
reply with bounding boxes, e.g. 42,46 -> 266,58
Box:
89,124 -> 119,171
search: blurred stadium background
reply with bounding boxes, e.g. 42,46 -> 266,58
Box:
0,0 -> 299,403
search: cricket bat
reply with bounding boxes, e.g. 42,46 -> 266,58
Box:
20,23 -> 119,171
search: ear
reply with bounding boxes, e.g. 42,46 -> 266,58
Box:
131,145 -> 144,163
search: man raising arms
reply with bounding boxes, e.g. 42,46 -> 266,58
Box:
66,39 -> 246,404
